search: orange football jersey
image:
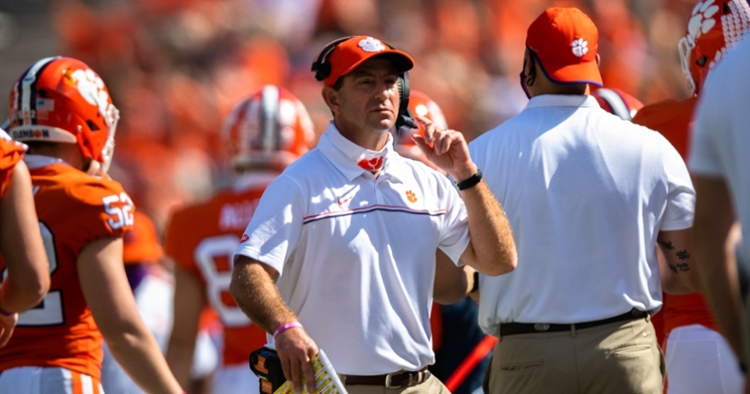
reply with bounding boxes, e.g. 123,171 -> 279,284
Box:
0,136 -> 26,197
0,160 -> 134,380
165,178 -> 269,366
631,97 -> 696,159
632,96 -> 717,340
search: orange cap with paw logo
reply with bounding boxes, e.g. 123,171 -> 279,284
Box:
526,7 -> 603,86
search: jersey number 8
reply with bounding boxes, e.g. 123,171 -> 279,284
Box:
195,234 -> 251,327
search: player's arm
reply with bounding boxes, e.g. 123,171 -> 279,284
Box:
433,250 -> 473,304
78,236 -> 183,394
0,160 -> 50,313
692,176 -> 745,359
657,228 -> 700,294
229,255 -> 317,392
166,263 -> 205,388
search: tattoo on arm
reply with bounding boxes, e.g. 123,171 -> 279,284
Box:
658,240 -> 675,250
672,249 -> 692,272
661,240 -> 692,273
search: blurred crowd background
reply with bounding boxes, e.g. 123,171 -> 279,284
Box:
0,0 -> 697,228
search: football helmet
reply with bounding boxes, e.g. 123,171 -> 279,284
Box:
395,90 -> 447,170
8,57 -> 119,174
678,0 -> 750,95
222,85 -> 314,170
591,88 -> 644,121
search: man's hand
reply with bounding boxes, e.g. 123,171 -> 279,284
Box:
0,312 -> 18,347
275,326 -> 319,393
412,116 -> 477,182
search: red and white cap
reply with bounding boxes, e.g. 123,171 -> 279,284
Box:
319,36 -> 415,87
526,7 -> 603,86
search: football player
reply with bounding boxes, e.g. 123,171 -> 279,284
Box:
0,129 -> 50,347
0,57 -> 183,394
631,1 -> 750,392
165,85 -> 314,394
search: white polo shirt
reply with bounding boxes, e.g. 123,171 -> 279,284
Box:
468,95 -> 695,335
234,122 -> 470,375
690,36 -> 750,269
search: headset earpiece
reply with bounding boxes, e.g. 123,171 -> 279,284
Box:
311,36 -> 352,82
314,63 -> 331,82
396,72 -> 417,130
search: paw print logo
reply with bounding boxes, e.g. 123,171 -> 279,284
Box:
571,38 -> 589,57
406,190 -> 417,203
72,69 -> 110,115
70,68 -> 117,126
687,0 -> 719,41
358,37 -> 386,53
357,156 -> 384,171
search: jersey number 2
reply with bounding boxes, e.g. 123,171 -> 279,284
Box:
18,222 -> 64,326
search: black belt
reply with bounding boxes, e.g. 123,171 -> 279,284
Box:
341,367 -> 429,389
499,308 -> 650,337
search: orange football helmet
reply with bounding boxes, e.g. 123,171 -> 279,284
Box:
591,88 -> 644,121
394,90 -> 447,171
222,85 -> 314,170
8,57 -> 119,174
678,0 -> 750,95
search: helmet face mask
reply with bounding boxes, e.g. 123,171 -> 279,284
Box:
222,85 -> 314,172
591,88 -> 644,121
678,0 -> 750,95
8,57 -> 120,174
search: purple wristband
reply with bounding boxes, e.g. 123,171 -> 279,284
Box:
273,322 -> 303,339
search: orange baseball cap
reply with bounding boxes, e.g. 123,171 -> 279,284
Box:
123,211 -> 163,265
313,36 -> 415,87
526,7 -> 603,86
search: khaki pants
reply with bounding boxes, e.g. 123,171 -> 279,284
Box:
489,318 -> 665,394
345,374 -> 450,394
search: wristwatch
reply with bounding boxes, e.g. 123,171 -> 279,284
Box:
456,169 -> 482,191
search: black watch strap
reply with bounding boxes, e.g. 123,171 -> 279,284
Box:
456,169 -> 482,191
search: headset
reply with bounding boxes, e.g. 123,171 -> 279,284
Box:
311,37 -> 417,130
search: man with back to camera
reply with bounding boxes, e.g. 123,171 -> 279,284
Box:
0,56 -> 183,394
469,8 -> 699,394
229,35 -> 517,394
